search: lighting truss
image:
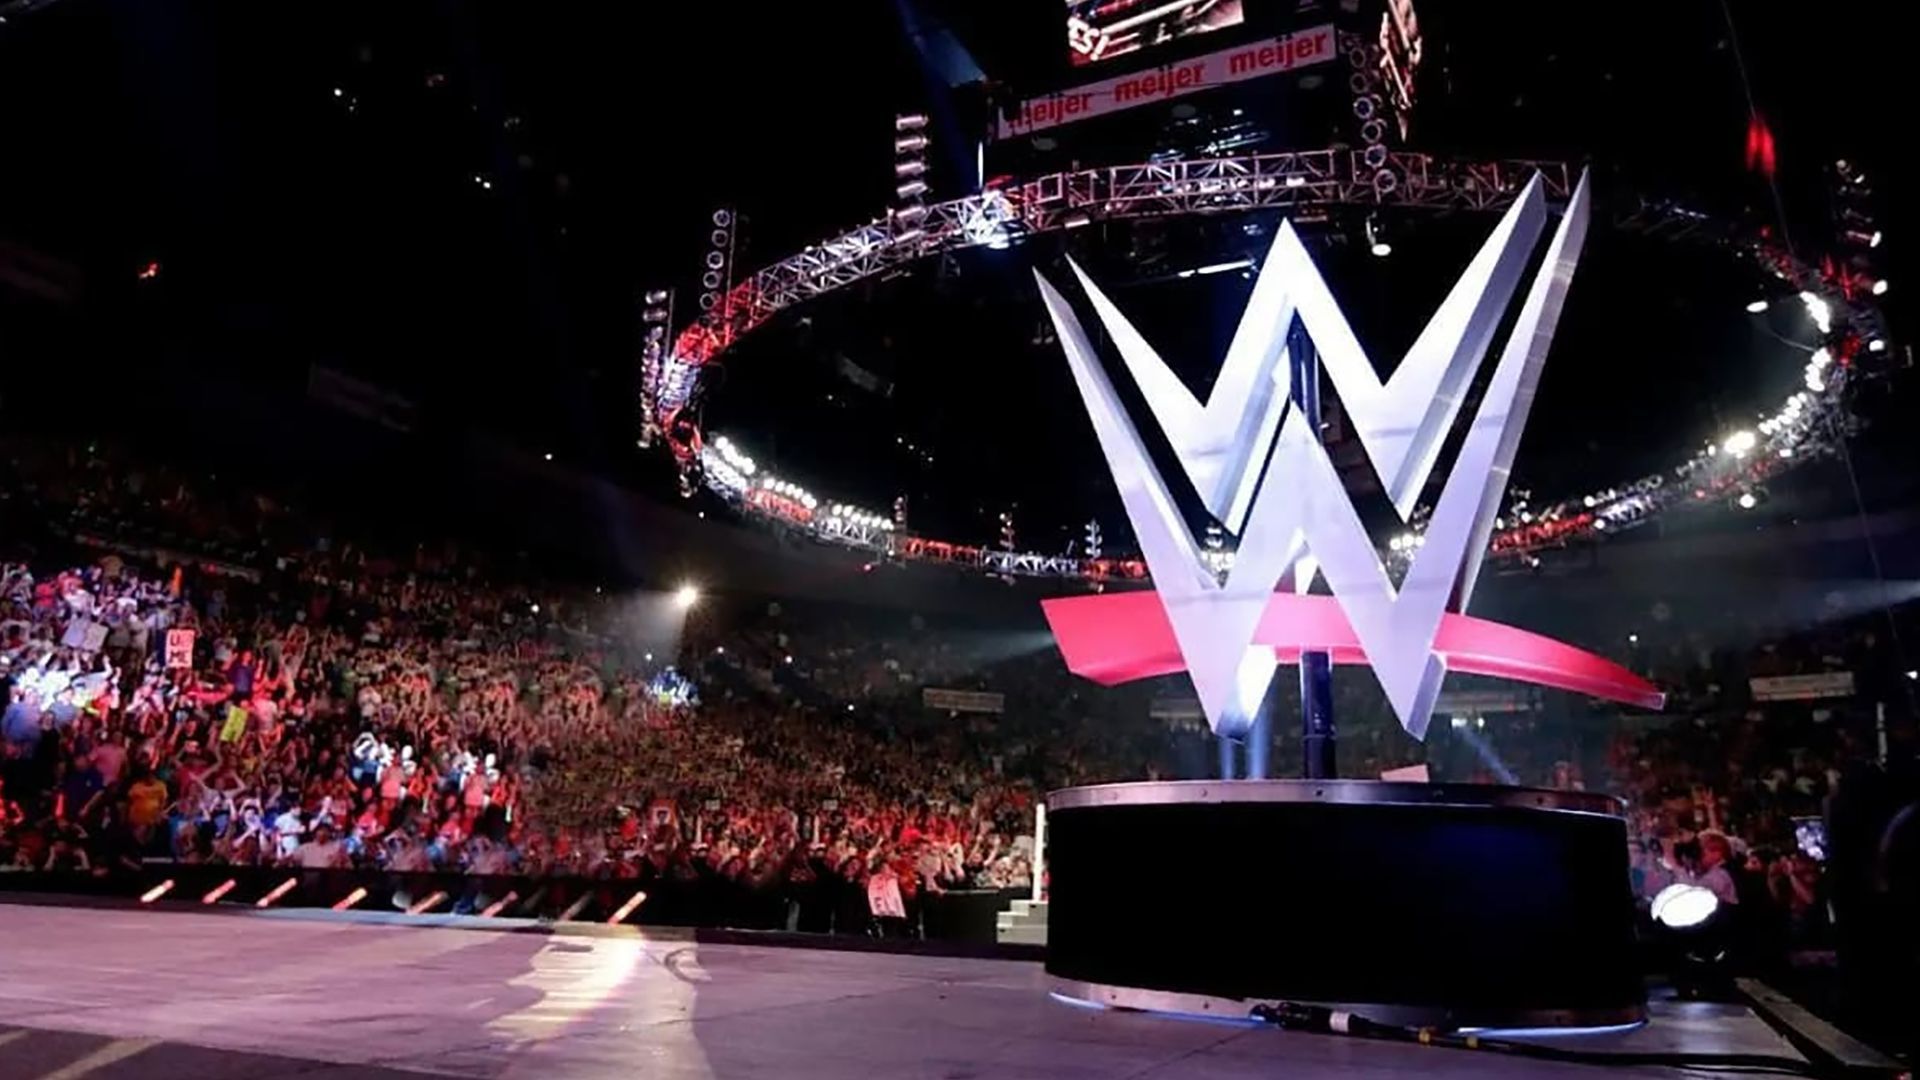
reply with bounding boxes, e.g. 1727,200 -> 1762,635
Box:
660,149 -> 1574,411
664,145 -> 1894,583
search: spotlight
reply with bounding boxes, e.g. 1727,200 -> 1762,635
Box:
1872,279 -> 1889,296
673,584 -> 701,611
1868,338 -> 1887,353
1720,430 -> 1756,457
1870,230 -> 1884,248
1365,214 -> 1391,258
1745,298 -> 1769,313
1737,491 -> 1758,510
1650,883 -> 1719,930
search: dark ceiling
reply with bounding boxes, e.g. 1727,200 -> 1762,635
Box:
0,0 -> 1910,555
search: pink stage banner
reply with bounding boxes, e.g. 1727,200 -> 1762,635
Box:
1043,590 -> 1665,712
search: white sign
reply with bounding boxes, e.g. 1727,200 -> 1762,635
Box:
1434,689 -> 1535,716
1149,694 -> 1203,721
1000,24 -> 1335,139
922,688 -> 1005,714
1750,672 -> 1854,702
866,874 -> 907,919
165,627 -> 197,670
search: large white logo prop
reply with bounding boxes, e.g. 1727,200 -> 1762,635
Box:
1036,171 -> 1592,740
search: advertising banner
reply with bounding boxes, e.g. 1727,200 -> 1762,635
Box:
1002,24 -> 1335,139
922,688 -> 1006,714
1749,672 -> 1855,702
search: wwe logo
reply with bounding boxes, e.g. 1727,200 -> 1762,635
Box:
1037,171 -> 1593,739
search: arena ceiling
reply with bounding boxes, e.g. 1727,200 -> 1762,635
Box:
0,0 -> 1910,561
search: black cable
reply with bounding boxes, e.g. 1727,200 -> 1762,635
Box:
1245,1000 -> 1887,1078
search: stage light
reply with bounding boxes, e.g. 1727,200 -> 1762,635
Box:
1737,491 -> 1758,510
1285,175 -> 1307,188
201,879 -> 238,904
1650,883 -> 1719,930
332,87 -> 343,98
1868,338 -> 1887,353
607,890 -> 648,924
894,160 -> 927,180
1195,258 -> 1254,276
1628,633 -> 1639,644
1799,291 -> 1832,333
1744,298 -> 1769,314
894,134 -> 928,155
673,584 -> 700,610
1870,230 -> 1884,248
894,114 -> 929,132
140,880 -> 176,904
1365,214 -> 1390,257
1906,670 -> 1917,680
332,886 -> 369,911
1872,279 -> 1889,296
895,179 -> 928,201
1720,430 -> 1756,457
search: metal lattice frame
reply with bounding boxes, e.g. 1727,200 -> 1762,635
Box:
671,146 -> 1893,585
659,149 -> 1574,417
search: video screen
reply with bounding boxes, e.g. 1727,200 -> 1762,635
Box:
1067,0 -> 1247,67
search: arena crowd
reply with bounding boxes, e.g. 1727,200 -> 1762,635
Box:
1,437 -> 1910,950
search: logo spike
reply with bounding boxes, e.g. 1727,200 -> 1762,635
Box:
1038,172 -> 1593,739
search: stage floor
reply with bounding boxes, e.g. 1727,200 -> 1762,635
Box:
0,903 -> 1806,1079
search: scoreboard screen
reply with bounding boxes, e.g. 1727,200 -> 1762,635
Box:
1066,0 -> 1246,68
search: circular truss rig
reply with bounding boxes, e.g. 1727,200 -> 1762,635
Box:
652,147 -> 1894,585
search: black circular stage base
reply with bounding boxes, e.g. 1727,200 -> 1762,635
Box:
1045,780 -> 1645,1031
